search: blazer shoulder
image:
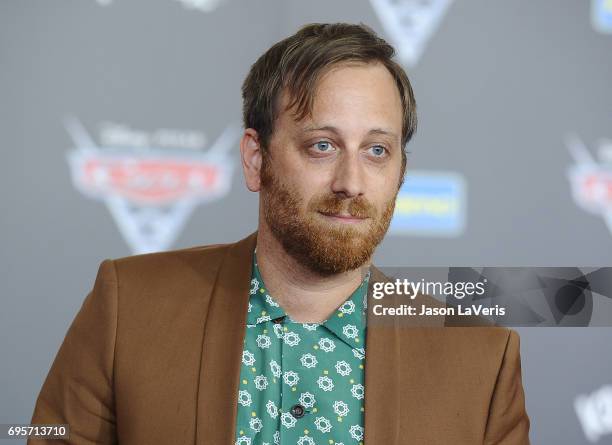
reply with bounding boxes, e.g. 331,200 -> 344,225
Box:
110,241 -> 231,277
96,241 -> 236,310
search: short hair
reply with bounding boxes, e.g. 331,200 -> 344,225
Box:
241,22 -> 417,173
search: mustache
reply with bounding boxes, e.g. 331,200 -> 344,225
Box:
309,194 -> 377,219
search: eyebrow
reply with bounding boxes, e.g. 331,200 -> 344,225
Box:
302,125 -> 398,140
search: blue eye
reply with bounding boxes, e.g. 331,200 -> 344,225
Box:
314,141 -> 333,152
370,145 -> 386,156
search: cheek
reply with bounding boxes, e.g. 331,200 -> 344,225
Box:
373,177 -> 400,207
282,177 -> 321,211
293,170 -> 332,199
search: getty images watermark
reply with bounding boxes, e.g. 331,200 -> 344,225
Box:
365,267 -> 612,327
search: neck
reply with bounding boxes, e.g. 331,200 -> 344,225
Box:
255,224 -> 370,323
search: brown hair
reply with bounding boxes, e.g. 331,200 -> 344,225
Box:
241,22 -> 417,174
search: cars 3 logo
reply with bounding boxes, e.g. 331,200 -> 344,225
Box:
65,117 -> 239,253
567,134 -> 612,235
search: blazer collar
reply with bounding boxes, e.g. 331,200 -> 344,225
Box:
195,231 -> 401,445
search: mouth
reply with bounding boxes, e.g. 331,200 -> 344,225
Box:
318,211 -> 369,224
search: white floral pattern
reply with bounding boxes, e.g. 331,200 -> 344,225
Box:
339,300 -> 355,314
333,400 -> 350,417
349,424 -> 364,441
283,331 -> 301,347
250,278 -> 259,295
238,389 -> 252,407
282,370 -> 300,387
266,400 -> 278,418
254,375 -> 268,391
299,392 -> 316,408
317,375 -> 334,392
265,294 -> 279,307
315,416 -> 332,433
318,338 -> 336,353
256,334 -> 272,349
280,412 -> 297,429
335,360 -> 352,376
242,350 -> 256,366
234,252 -> 370,445
250,417 -> 263,433
351,383 -> 365,400
300,353 -> 318,368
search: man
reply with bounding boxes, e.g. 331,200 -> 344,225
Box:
29,23 -> 530,444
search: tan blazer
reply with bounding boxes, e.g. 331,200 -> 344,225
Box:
29,231 -> 530,444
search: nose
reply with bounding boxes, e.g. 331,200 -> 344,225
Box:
330,150 -> 365,198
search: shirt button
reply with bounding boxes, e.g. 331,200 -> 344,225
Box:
290,404 -> 305,418
272,316 -> 286,324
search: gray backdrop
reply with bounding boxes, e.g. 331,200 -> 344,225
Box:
2,0 -> 612,443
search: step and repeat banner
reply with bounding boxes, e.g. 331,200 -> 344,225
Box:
1,1 -> 612,443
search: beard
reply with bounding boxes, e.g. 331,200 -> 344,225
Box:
260,155 -> 398,276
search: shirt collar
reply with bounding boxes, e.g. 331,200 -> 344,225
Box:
246,249 -> 370,350
246,250 -> 286,326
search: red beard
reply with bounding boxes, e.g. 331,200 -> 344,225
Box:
260,156 -> 397,276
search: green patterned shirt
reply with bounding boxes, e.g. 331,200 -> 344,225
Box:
234,250 -> 370,445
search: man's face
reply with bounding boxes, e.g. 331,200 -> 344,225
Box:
260,62 -> 404,276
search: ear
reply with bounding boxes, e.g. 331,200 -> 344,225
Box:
240,128 -> 263,192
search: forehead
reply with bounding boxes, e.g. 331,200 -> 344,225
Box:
276,62 -> 403,138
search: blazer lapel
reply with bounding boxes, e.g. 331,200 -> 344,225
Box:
364,265 -> 401,445
196,231 -> 257,445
